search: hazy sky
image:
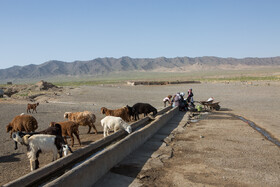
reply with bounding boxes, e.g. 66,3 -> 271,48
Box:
0,0 -> 279,69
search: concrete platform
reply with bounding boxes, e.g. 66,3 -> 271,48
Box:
94,111 -> 189,187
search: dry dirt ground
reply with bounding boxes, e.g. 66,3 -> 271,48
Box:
126,111 -> 280,187
0,81 -> 280,186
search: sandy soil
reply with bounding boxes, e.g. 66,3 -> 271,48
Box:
0,81 -> 280,186
135,111 -> 280,186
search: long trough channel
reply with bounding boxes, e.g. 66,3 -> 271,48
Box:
236,115 -> 280,147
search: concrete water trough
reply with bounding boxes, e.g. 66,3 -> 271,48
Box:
4,106 -> 178,187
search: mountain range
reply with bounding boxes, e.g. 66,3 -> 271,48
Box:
1,56 -> 280,81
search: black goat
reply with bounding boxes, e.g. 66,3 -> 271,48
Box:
126,105 -> 136,121
132,103 -> 157,121
13,123 -> 62,150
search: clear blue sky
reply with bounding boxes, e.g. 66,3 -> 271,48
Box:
0,0 -> 279,69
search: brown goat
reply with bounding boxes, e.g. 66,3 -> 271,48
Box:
50,121 -> 81,147
100,106 -> 131,122
64,111 -> 98,134
6,114 -> 38,138
27,103 -> 39,113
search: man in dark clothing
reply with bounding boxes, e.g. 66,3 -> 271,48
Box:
187,88 -> 195,108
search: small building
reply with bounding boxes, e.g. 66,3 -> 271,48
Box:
7,82 -> 12,85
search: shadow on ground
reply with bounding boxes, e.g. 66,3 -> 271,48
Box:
0,153 -> 23,163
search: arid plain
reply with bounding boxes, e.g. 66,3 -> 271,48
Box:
0,80 -> 280,186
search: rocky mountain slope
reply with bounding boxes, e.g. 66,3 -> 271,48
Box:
1,56 -> 280,80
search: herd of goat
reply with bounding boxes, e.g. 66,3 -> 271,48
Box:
6,102 -> 158,171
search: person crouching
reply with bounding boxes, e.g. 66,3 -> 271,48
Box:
163,95 -> 172,107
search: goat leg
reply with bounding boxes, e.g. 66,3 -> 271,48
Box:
92,125 -> 98,134
30,160 -> 35,171
59,149 -> 63,158
87,125 -> 92,134
34,159 -> 39,170
34,150 -> 41,169
74,131 -> 81,146
103,126 -> 107,137
14,141 -> 18,150
70,134 -> 74,147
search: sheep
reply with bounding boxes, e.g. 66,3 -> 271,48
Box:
64,111 -> 98,134
100,106 -> 131,122
27,102 -> 39,113
132,103 -> 158,121
13,123 -> 62,150
6,114 -> 38,138
101,116 -> 132,137
50,121 -> 81,147
12,133 -> 72,171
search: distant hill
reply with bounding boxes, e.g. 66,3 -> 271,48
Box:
0,56 -> 280,81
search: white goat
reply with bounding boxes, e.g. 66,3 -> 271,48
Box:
101,116 -> 132,137
12,132 -> 72,171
